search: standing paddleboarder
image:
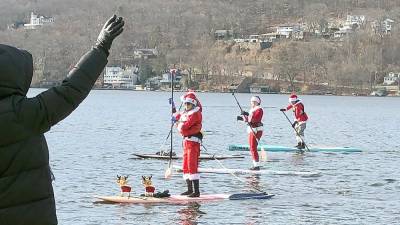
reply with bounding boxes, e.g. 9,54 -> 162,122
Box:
237,96 -> 264,170
171,91 -> 203,197
280,94 -> 308,149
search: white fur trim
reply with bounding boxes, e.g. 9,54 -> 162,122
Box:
251,96 -> 261,104
289,97 -> 297,102
247,126 -> 263,133
183,174 -> 190,180
184,97 -> 197,106
188,174 -> 200,180
185,136 -> 201,143
186,106 -> 200,115
253,161 -> 259,167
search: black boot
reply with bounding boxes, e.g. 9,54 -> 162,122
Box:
188,180 -> 200,197
249,166 -> 260,171
299,142 -> 305,149
181,179 -> 193,195
295,142 -> 301,149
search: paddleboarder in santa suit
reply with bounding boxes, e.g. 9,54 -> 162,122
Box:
280,94 -> 308,149
237,96 -> 264,170
171,91 -> 203,197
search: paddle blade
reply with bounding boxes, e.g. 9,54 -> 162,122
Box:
164,166 -> 172,179
260,147 -> 267,162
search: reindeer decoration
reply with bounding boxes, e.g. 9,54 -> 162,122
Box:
142,175 -> 155,197
116,175 -> 132,197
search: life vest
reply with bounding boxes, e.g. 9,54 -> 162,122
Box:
245,106 -> 263,133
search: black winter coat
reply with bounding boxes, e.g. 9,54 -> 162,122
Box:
0,44 -> 107,225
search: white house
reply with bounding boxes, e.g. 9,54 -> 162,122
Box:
383,19 -> 394,33
372,18 -> 394,34
103,66 -> 138,89
133,49 -> 158,59
276,26 -> 293,38
383,72 -> 399,85
248,35 -> 260,43
346,15 -> 365,27
24,12 -> 54,29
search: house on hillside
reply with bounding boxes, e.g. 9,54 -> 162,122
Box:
334,30 -> 353,38
345,15 -> 366,28
214,30 -> 233,40
159,70 -> 182,89
260,33 -> 278,41
103,65 -> 138,89
372,18 -> 394,34
249,84 -> 277,93
24,12 -> 54,29
133,49 -> 158,59
383,72 -> 399,85
248,35 -> 260,43
276,25 -> 294,38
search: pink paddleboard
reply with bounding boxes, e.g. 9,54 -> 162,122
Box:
95,194 -> 230,204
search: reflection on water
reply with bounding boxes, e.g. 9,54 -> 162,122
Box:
245,174 -> 265,193
177,202 -> 205,225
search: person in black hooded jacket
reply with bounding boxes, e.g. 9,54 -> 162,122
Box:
0,15 -> 124,225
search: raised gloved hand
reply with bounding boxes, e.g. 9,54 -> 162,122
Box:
171,116 -> 177,124
95,15 -> 125,55
236,116 -> 244,121
241,111 -> 249,116
169,98 -> 176,113
168,98 -> 176,107
280,108 -> 286,112
292,121 -> 298,128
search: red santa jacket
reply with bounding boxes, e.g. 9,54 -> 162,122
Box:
175,106 -> 202,142
286,101 -> 308,122
243,106 -> 263,133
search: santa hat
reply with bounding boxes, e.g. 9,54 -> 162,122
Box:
183,93 -> 197,106
250,96 -> 261,105
289,94 -> 298,102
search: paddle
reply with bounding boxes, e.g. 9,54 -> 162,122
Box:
159,101 -> 183,151
280,111 -> 310,152
165,69 -> 176,179
231,92 -> 267,162
200,144 -> 267,194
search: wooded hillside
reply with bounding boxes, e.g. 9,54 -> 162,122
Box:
1,0 -> 399,93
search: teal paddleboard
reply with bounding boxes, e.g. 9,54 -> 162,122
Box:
228,144 -> 362,153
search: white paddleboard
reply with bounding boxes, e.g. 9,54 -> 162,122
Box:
173,165 -> 320,176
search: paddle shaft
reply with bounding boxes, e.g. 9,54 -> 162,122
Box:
161,102 -> 183,147
200,144 -> 266,194
281,111 -> 310,152
168,70 -> 175,167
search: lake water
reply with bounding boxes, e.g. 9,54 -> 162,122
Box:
27,89 -> 400,225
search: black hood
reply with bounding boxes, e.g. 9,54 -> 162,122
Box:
0,44 -> 33,99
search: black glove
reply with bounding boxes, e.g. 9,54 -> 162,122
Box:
95,15 -> 125,55
292,121 -> 298,128
236,116 -> 243,121
241,111 -> 249,116
280,108 -> 286,112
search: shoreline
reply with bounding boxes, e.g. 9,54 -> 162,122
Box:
29,87 -> 398,97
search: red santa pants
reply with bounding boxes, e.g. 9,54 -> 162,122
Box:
248,131 -> 262,162
182,140 -> 200,180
